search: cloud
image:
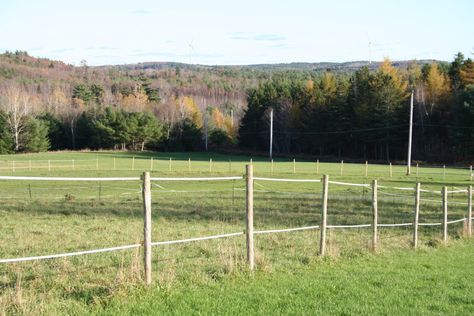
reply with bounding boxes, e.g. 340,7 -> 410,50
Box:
228,32 -> 286,42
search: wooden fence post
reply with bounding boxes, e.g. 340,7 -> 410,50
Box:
372,179 -> 378,252
319,174 -> 329,256
150,157 -> 153,171
365,161 -> 368,177
468,185 -> 472,237
293,159 -> 296,174
442,186 -> 448,244
389,162 -> 393,178
142,171 -> 152,285
340,160 -> 344,176
316,160 -> 319,174
245,164 -> 254,270
413,183 -> 421,248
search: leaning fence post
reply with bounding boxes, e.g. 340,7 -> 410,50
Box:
319,174 -> 329,256
467,185 -> 472,237
413,183 -> 421,248
372,179 -> 378,252
245,164 -> 255,270
442,186 -> 448,244
142,171 -> 152,285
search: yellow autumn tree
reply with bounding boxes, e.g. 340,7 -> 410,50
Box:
460,59 -> 474,86
425,63 -> 449,113
122,87 -> 148,111
320,72 -> 337,100
378,57 -> 408,93
177,96 -> 203,128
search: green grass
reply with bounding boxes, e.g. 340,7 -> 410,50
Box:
0,151 -> 472,315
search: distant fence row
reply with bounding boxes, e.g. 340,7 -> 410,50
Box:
0,156 -> 473,180
0,167 -> 472,286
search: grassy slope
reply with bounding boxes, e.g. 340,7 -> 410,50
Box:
98,240 -> 474,315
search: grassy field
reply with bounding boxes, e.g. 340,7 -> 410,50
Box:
0,151 -> 472,315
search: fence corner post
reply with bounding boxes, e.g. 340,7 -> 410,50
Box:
413,182 -> 421,248
142,171 -> 152,285
245,164 -> 254,270
372,179 -> 378,252
319,174 -> 329,256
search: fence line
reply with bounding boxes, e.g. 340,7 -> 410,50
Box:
0,170 -> 473,286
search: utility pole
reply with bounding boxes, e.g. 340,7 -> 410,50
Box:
204,106 -> 208,152
406,91 -> 414,175
269,108 -> 273,159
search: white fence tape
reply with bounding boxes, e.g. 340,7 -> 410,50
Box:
253,177 -> 321,183
418,222 -> 442,226
447,218 -> 467,224
254,225 -> 319,234
0,243 -> 141,263
328,181 -> 370,187
327,224 -> 372,228
0,176 -> 140,181
378,223 -> 413,227
150,176 -> 242,181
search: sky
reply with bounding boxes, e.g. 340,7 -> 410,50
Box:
0,0 -> 473,66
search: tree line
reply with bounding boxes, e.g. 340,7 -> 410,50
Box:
0,51 -> 472,163
239,54 -> 474,163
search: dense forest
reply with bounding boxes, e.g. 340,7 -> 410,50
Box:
0,50 -> 472,163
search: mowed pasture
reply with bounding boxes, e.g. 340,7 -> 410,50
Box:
0,151 -> 473,315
